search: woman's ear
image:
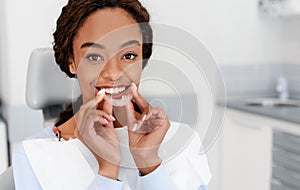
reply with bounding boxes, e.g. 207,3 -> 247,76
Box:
68,58 -> 77,74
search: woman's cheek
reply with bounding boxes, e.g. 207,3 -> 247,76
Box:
77,68 -> 101,102
124,61 -> 143,82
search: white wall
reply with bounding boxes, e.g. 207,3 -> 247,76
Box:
279,18 -> 300,63
1,0 -> 67,107
0,0 -> 8,106
143,0 -> 300,65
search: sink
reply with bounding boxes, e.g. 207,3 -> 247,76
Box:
244,98 -> 300,108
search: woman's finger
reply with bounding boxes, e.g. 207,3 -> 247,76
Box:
82,89 -> 106,109
131,107 -> 168,133
79,109 -> 99,131
102,99 -> 113,116
150,107 -> 167,120
96,110 -> 115,122
126,100 -> 139,123
130,82 -> 150,113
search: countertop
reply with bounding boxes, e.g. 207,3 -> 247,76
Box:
223,98 -> 300,125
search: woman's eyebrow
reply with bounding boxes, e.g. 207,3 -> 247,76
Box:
119,40 -> 140,49
80,40 -> 140,50
81,42 -> 105,49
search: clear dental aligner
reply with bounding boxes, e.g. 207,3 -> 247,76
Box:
102,83 -> 135,107
104,93 -> 133,107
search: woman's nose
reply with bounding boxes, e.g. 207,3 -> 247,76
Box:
99,57 -> 122,80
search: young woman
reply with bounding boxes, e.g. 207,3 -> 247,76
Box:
13,0 -> 211,189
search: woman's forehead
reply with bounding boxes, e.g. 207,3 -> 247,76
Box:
74,8 -> 142,50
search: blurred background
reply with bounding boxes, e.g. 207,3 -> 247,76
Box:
0,0 -> 300,190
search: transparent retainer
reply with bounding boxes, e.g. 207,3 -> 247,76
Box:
103,83 -> 134,106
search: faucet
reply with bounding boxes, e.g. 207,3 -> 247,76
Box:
275,76 -> 289,100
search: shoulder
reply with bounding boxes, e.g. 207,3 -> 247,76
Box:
163,121 -> 212,187
26,126 -> 56,140
12,128 -> 53,190
13,126 -> 55,155
168,121 -> 197,135
165,121 -> 201,146
161,121 -> 203,162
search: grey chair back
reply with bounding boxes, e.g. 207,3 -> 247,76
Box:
26,48 -> 81,120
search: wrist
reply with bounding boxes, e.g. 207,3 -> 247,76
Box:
98,163 -> 120,180
138,162 -> 161,176
133,154 -> 162,175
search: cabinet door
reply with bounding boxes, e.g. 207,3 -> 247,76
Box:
221,111 -> 272,190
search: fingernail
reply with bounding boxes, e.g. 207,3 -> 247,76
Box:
109,115 -> 116,121
131,82 -> 137,90
97,89 -> 105,95
142,114 -> 147,122
104,119 -> 109,125
132,123 -> 138,132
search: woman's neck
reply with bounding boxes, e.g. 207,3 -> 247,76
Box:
55,116 -> 77,140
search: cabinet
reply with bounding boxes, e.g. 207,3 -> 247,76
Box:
272,130 -> 300,189
220,110 -> 273,190
206,108 -> 300,190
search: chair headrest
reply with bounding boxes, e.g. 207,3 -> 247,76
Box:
26,48 -> 81,109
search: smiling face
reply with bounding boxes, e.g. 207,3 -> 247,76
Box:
69,8 -> 143,104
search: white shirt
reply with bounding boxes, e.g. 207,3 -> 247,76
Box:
13,121 -> 211,190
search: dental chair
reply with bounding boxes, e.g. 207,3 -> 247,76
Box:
0,48 -> 80,190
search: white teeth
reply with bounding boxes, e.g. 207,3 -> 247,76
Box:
102,87 -> 126,95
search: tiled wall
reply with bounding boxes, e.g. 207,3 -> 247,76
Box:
282,64 -> 300,98
219,64 -> 300,99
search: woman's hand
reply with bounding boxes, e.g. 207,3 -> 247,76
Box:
114,84 -> 170,175
74,89 -> 120,180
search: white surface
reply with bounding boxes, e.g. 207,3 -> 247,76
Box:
220,110 -> 272,190
0,120 -> 8,175
23,139 -> 96,190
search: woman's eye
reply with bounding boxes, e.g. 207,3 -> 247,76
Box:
86,54 -> 103,61
122,53 -> 137,60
